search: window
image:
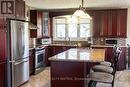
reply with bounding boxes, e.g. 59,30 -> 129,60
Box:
53,15 -> 92,41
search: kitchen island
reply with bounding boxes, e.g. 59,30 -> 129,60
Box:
49,48 -> 105,87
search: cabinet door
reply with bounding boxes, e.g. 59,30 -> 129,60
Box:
100,11 -> 109,37
105,47 -> 114,62
117,9 -> 127,37
29,49 -> 35,75
15,0 -> 25,20
118,47 -> 126,70
37,11 -> 42,38
0,18 -> 7,61
100,10 -> 117,37
42,12 -> 50,37
0,62 -> 6,87
30,10 -> 42,38
110,10 -> 117,37
92,11 -> 101,37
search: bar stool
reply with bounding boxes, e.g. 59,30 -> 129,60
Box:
91,46 -> 121,74
87,46 -> 122,87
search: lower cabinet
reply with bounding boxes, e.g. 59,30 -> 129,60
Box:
29,49 -> 35,75
0,61 -> 6,87
93,47 -> 126,70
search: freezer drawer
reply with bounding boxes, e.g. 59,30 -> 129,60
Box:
12,58 -> 29,87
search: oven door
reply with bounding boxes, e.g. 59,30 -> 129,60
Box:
35,49 -> 45,69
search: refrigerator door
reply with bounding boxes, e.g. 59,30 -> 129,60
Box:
10,20 -> 29,61
12,58 -> 29,87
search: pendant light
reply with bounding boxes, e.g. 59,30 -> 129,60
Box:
73,0 -> 91,18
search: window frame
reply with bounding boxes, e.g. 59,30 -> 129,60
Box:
53,16 -> 92,41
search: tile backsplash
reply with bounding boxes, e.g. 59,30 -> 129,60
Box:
92,38 -> 126,46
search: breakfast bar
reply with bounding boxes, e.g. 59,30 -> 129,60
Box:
49,48 -> 105,87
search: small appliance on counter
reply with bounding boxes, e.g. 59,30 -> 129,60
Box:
105,39 -> 117,45
41,38 -> 51,45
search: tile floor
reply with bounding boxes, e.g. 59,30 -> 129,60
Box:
20,67 -> 130,87
20,67 -> 50,87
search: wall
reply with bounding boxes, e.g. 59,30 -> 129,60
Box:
126,7 -> 130,45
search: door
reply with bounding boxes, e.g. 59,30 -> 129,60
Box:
10,20 -> 29,61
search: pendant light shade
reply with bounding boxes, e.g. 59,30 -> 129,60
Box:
73,0 -> 91,19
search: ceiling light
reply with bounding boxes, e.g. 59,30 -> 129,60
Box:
73,0 -> 91,19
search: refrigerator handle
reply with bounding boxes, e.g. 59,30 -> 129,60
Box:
14,60 -> 28,65
9,61 -> 15,63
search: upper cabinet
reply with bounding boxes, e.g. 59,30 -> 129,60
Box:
92,9 -> 127,38
30,10 -> 50,38
91,11 -> 101,37
42,12 -> 51,38
0,0 -> 25,20
30,10 -> 43,38
117,9 -> 127,37
15,0 -> 25,20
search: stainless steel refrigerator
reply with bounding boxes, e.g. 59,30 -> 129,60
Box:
6,19 -> 29,87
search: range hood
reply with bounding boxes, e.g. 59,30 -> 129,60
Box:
29,22 -> 39,29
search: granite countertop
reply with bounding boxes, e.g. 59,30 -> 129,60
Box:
49,48 -> 105,62
48,44 -> 77,47
91,45 -> 127,47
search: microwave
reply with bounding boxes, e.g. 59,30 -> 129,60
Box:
105,39 -> 117,45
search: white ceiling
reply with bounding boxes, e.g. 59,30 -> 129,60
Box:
25,0 -> 130,9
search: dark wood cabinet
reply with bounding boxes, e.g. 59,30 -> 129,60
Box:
0,61 -> 6,87
118,47 -> 126,70
42,12 -> 51,38
15,0 -> 25,20
45,46 -> 53,66
30,11 -> 51,38
51,61 -> 99,87
92,47 -> 126,70
100,10 -> 117,37
30,10 -> 43,38
92,9 -> 127,38
0,0 -> 25,20
92,11 -> 101,37
117,9 -> 127,37
0,18 -> 7,61
29,49 -> 35,75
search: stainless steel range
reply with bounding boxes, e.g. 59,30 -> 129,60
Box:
34,46 -> 45,74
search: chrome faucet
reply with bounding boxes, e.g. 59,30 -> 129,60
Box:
67,37 -> 71,45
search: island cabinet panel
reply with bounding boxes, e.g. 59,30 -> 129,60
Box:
51,61 -> 85,87
0,61 -> 6,87
51,61 -> 99,87
45,46 -> 53,66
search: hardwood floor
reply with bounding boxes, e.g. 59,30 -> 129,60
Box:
20,67 -> 130,87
